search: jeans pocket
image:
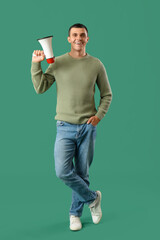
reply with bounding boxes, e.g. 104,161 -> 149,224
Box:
56,120 -> 64,126
90,123 -> 97,128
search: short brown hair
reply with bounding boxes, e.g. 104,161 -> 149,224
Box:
68,23 -> 88,37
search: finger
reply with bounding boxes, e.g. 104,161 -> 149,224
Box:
32,52 -> 36,57
87,119 -> 91,124
87,117 -> 93,124
91,118 -> 97,125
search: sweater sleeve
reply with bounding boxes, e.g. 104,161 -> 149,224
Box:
95,60 -> 112,120
31,61 -> 56,94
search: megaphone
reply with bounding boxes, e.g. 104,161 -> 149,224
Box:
33,35 -> 55,64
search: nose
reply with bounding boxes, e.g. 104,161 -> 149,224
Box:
77,35 -> 82,40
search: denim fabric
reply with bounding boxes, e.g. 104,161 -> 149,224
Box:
54,120 -> 97,217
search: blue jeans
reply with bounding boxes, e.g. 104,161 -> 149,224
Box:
54,120 -> 97,217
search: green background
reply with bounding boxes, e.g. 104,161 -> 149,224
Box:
0,0 -> 159,239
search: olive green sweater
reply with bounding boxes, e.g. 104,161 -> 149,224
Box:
31,52 -> 112,124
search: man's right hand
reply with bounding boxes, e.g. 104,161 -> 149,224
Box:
32,50 -> 45,62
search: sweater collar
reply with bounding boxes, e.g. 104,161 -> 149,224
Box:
66,52 -> 90,60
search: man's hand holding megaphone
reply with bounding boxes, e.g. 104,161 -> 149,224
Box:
32,36 -> 55,64
32,50 -> 45,63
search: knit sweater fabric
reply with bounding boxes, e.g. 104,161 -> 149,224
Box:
31,52 -> 112,124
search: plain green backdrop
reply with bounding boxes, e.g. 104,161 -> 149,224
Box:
0,0 -> 159,239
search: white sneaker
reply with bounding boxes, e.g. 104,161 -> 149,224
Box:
69,215 -> 82,231
89,191 -> 102,224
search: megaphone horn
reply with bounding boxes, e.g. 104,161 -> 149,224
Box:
37,35 -> 55,64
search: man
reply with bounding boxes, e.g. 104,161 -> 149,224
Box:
31,23 -> 112,231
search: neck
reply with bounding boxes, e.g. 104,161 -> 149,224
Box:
69,48 -> 87,58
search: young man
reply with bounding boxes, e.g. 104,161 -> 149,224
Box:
31,23 -> 112,231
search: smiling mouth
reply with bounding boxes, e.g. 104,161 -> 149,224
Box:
74,42 -> 83,45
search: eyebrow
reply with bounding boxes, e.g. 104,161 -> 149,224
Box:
72,33 -> 86,35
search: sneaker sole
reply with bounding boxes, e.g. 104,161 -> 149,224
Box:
70,225 -> 82,231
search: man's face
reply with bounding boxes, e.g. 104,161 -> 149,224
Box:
67,28 -> 89,51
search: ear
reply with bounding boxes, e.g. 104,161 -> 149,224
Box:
87,37 -> 89,42
67,36 -> 71,43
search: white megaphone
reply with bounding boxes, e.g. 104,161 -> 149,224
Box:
33,35 -> 55,64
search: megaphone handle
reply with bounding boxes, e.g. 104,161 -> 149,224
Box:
32,52 -> 55,64
32,53 -> 45,57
